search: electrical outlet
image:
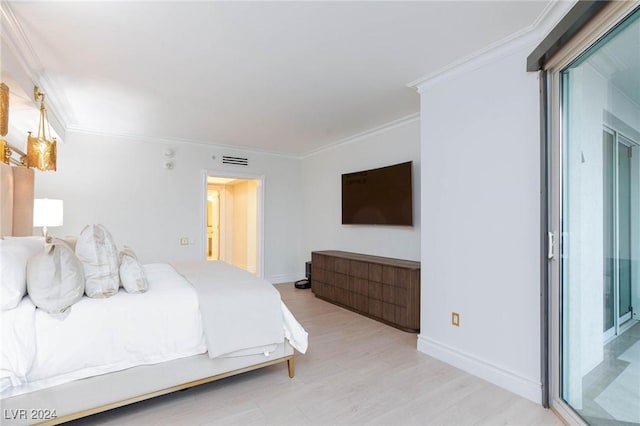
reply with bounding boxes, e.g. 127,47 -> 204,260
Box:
451,312 -> 460,327
180,237 -> 189,246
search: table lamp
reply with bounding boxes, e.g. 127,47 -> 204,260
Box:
33,198 -> 63,241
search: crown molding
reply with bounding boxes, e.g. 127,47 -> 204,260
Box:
0,2 -> 37,83
300,112 -> 420,159
0,0 -> 71,140
65,125 -> 304,160
408,0 -> 577,92
67,112 -> 421,160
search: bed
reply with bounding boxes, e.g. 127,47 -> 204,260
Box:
0,252 -> 308,425
0,164 -> 308,425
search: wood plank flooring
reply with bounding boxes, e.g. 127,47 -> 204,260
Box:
70,284 -> 562,425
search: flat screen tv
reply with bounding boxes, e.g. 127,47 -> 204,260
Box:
341,161 -> 413,226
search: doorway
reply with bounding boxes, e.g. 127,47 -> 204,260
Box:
204,173 -> 264,277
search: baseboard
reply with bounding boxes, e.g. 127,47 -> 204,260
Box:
266,274 -> 301,284
417,335 -> 542,404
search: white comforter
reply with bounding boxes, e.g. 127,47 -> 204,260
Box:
174,261 -> 307,357
1,262 -> 308,398
174,262 -> 287,358
1,264 -> 206,397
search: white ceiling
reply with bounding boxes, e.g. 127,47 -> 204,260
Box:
2,1 -> 551,155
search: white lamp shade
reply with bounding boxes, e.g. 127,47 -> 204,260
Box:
33,199 -> 63,227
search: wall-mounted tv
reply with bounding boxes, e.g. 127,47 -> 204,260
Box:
341,161 -> 413,226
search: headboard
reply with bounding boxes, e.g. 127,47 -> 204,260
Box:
0,162 -> 34,237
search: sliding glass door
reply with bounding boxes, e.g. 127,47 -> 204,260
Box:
617,138 -> 633,326
604,129 -> 634,338
557,7 -> 640,424
604,129 -> 634,339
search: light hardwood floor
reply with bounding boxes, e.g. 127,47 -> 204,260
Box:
70,284 -> 562,426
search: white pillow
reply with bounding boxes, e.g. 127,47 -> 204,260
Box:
26,243 -> 85,314
76,224 -> 120,298
1,236 -> 45,257
0,241 -> 32,310
51,235 -> 78,252
119,247 -> 148,294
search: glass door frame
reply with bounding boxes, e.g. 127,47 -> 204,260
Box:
603,127 -> 637,340
543,1 -> 640,423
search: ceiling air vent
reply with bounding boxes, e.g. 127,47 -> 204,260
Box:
222,156 -> 249,166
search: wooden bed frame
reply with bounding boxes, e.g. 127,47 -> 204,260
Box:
2,343 -> 295,425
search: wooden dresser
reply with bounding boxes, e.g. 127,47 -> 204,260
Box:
311,250 -> 420,332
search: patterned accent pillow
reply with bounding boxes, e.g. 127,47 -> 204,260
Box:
76,224 -> 120,298
119,246 -> 148,294
51,235 -> 78,252
26,243 -> 85,314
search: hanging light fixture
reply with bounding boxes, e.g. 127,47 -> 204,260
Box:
0,82 -> 8,137
0,82 -> 9,165
26,86 -> 57,171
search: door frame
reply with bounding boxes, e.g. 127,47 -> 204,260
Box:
541,1 -> 640,422
206,185 -> 222,261
603,127 -> 638,338
200,169 -> 265,278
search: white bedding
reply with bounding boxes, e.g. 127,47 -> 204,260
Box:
0,298 -> 36,391
1,264 -> 206,398
174,261 -> 286,358
174,261 -> 308,357
1,262 -> 308,399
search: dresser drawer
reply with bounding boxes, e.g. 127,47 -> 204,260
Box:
311,251 -> 420,332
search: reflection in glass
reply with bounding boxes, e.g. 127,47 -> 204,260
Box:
561,8 -> 640,425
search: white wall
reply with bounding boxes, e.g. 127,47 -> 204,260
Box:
299,118 -> 421,268
34,131 -> 303,282
417,44 -> 543,403
33,121 -> 419,282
